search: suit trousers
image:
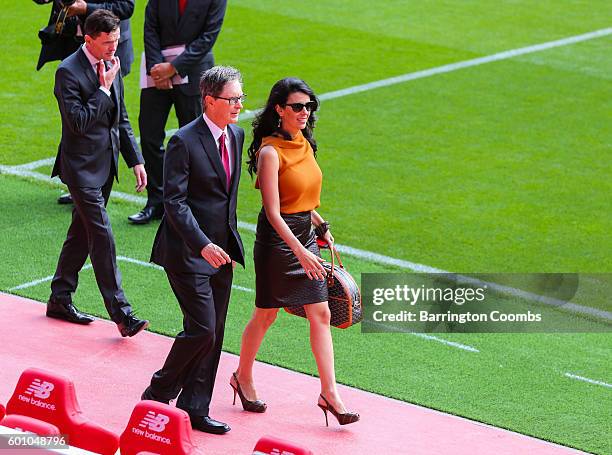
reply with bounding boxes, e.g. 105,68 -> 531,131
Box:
50,171 -> 132,323
139,87 -> 202,210
149,264 -> 233,417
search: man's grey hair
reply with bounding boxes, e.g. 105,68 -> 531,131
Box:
199,66 -> 242,102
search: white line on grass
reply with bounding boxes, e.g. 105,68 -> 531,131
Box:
8,28 -> 611,166
2,27 -> 611,322
564,373 -> 612,389
366,321 -> 480,352
137,28 -> 612,142
7,255 -> 254,293
318,28 -> 612,101
2,163 -> 610,323
9,265 -> 93,291
14,157 -> 56,170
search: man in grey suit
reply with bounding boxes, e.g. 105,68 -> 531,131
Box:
34,0 -> 136,205
141,66 -> 245,434
128,0 -> 228,224
47,9 -> 149,338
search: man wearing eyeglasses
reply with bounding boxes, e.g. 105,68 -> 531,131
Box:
141,66 -> 245,434
128,0 -> 228,225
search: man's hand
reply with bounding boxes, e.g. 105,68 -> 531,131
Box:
133,164 -> 147,192
151,62 -> 177,80
99,56 -> 120,90
153,78 -> 173,90
201,243 -> 231,268
66,0 -> 87,17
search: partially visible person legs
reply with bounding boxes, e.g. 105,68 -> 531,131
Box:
233,308 -> 279,406
129,88 -> 173,224
304,302 -> 359,426
233,302 -> 359,425
129,88 -> 202,225
49,174 -> 148,337
144,265 -> 234,434
57,191 -> 73,205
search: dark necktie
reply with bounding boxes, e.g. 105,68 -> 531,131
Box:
96,60 -> 104,81
219,132 -> 231,191
179,0 -> 187,15
97,61 -> 116,121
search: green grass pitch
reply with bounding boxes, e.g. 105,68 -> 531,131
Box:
1,1 -> 611,453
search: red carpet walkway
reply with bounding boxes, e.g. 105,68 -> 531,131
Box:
0,293 -> 584,454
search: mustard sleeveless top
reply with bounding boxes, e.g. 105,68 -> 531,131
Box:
255,131 -> 322,214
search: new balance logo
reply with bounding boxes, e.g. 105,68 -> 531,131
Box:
139,411 -> 170,433
24,379 -> 54,399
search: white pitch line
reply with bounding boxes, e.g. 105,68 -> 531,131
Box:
366,321 -> 480,352
565,373 -> 612,389
142,29 -> 612,142
9,265 -> 93,291
8,256 -> 255,293
318,27 -> 612,101
10,28 -> 611,167
411,332 -> 480,353
14,157 -> 56,170
3,27 -> 611,320
2,164 -> 610,323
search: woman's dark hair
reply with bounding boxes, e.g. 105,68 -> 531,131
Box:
247,77 -> 319,177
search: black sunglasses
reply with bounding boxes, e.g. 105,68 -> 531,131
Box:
283,101 -> 318,113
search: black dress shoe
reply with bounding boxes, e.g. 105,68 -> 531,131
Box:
127,206 -> 163,225
141,386 -> 169,404
189,416 -> 230,435
117,313 -> 149,337
57,193 -> 73,205
46,299 -> 94,324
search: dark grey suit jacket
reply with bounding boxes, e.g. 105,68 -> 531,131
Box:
143,0 -> 227,96
51,47 -> 143,187
151,116 -> 245,274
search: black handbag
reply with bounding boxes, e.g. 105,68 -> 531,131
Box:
38,0 -> 80,45
284,247 -> 363,329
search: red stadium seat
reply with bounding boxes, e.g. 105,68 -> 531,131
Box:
120,400 -> 197,455
0,403 -> 5,420
1,414 -> 60,435
5,367 -> 119,455
253,435 -> 314,455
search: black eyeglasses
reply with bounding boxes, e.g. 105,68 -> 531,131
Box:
283,101 -> 318,113
211,94 -> 247,105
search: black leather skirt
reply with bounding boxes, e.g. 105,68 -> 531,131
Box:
254,208 -> 328,308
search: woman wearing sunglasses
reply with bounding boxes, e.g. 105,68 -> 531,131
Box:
230,77 -> 359,426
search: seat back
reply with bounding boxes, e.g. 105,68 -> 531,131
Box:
6,367 -> 86,430
1,414 -> 61,435
5,367 -> 119,455
253,435 -> 314,455
120,400 -> 196,455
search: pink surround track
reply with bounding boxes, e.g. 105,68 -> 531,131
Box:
0,293 -> 584,454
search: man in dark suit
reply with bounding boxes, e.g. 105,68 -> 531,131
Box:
34,0 -> 136,205
35,0 -> 135,76
141,66 -> 245,434
47,9 -> 149,338
128,0 -> 228,225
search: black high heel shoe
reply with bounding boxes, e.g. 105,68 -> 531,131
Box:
230,372 -> 267,413
317,394 -> 360,426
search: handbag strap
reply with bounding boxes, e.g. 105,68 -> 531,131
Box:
55,6 -> 70,35
326,246 -> 344,286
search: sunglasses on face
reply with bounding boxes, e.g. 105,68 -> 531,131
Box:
284,101 -> 318,113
